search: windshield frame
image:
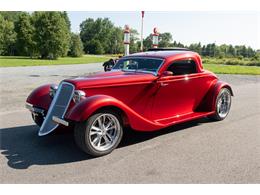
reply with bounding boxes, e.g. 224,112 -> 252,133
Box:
112,56 -> 165,76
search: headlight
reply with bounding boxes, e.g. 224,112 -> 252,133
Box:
73,90 -> 86,103
49,84 -> 58,98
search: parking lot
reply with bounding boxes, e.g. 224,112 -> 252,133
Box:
0,64 -> 260,183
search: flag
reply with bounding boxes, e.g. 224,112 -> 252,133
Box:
141,11 -> 144,18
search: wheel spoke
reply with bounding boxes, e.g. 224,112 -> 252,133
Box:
103,134 -> 111,144
90,126 -> 102,136
92,136 -> 100,146
105,121 -> 113,129
90,131 -> 98,136
107,125 -> 116,131
97,137 -> 102,147
91,126 -> 101,132
106,133 -> 113,142
97,118 -> 102,128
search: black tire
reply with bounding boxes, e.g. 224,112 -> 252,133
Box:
209,88 -> 232,121
32,114 -> 44,127
74,109 -> 123,157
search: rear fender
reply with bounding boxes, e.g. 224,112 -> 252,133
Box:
66,95 -> 165,131
197,80 -> 233,112
211,81 -> 233,110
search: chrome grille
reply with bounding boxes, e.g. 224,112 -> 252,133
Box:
38,82 -> 74,136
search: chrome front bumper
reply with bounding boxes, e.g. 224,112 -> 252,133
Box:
25,103 -> 69,127
25,102 -> 45,115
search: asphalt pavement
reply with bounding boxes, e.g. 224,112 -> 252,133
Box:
0,64 -> 259,183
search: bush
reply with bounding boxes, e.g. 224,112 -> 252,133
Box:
246,61 -> 260,66
202,57 -> 260,67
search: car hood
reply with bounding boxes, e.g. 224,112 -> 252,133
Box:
63,70 -> 157,89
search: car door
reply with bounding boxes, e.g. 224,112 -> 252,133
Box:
151,59 -> 198,121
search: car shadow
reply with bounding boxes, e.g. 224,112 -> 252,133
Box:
0,117 -> 213,169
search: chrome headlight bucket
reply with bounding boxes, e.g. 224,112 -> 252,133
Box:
73,90 -> 86,103
49,84 -> 58,98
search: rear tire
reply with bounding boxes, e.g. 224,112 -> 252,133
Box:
209,88 -> 232,121
74,109 -> 123,157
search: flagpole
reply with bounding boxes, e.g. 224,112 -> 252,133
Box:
141,11 -> 144,52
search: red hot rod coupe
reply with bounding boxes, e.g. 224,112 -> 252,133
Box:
26,49 -> 233,156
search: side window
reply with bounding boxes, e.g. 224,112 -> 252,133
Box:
167,60 -> 197,75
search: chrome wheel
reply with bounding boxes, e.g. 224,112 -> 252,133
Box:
89,114 -> 121,151
217,89 -> 231,118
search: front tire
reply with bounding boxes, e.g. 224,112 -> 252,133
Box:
32,114 -> 44,127
74,110 -> 123,157
209,88 -> 232,121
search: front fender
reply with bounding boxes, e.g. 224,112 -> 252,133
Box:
26,84 -> 53,110
65,95 -> 165,131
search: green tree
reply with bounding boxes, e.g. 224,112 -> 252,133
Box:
59,11 -> 71,56
189,43 -> 202,54
60,11 -> 71,31
247,47 -> 255,58
0,11 -> 22,22
14,12 -> 36,56
80,17 -> 141,54
129,29 -> 139,53
109,27 -> 124,54
80,18 -> 114,54
86,39 -> 104,54
143,34 -> 153,50
68,33 -> 84,57
0,14 -> 4,54
158,32 -> 172,48
32,12 -> 70,59
219,44 -> 228,57
0,14 -> 16,55
170,41 -> 185,48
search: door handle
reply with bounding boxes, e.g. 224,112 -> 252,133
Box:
160,82 -> 169,87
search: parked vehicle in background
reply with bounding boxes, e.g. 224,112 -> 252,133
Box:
26,49 -> 233,157
102,58 -> 116,71
103,56 -> 122,71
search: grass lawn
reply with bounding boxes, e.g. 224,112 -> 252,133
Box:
204,64 -> 260,75
0,55 -> 111,67
0,56 -> 259,75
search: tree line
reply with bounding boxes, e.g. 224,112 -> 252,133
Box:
143,33 -> 258,59
0,11 -> 259,60
0,11 -> 83,59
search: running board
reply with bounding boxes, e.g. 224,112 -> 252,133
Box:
155,111 -> 215,126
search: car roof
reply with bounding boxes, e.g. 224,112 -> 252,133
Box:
122,49 -> 204,73
126,50 -> 198,59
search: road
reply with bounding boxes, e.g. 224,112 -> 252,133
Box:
0,64 -> 260,183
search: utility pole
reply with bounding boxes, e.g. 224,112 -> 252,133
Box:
140,11 -> 144,52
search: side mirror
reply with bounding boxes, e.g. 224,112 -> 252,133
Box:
162,71 -> 173,76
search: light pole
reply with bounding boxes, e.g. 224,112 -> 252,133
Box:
140,11 -> 144,51
124,25 -> 130,56
152,27 -> 159,48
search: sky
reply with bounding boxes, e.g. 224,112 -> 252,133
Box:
68,11 -> 260,49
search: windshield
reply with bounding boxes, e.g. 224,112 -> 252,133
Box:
112,58 -> 164,75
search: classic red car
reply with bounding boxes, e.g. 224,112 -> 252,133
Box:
26,49 -> 233,156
